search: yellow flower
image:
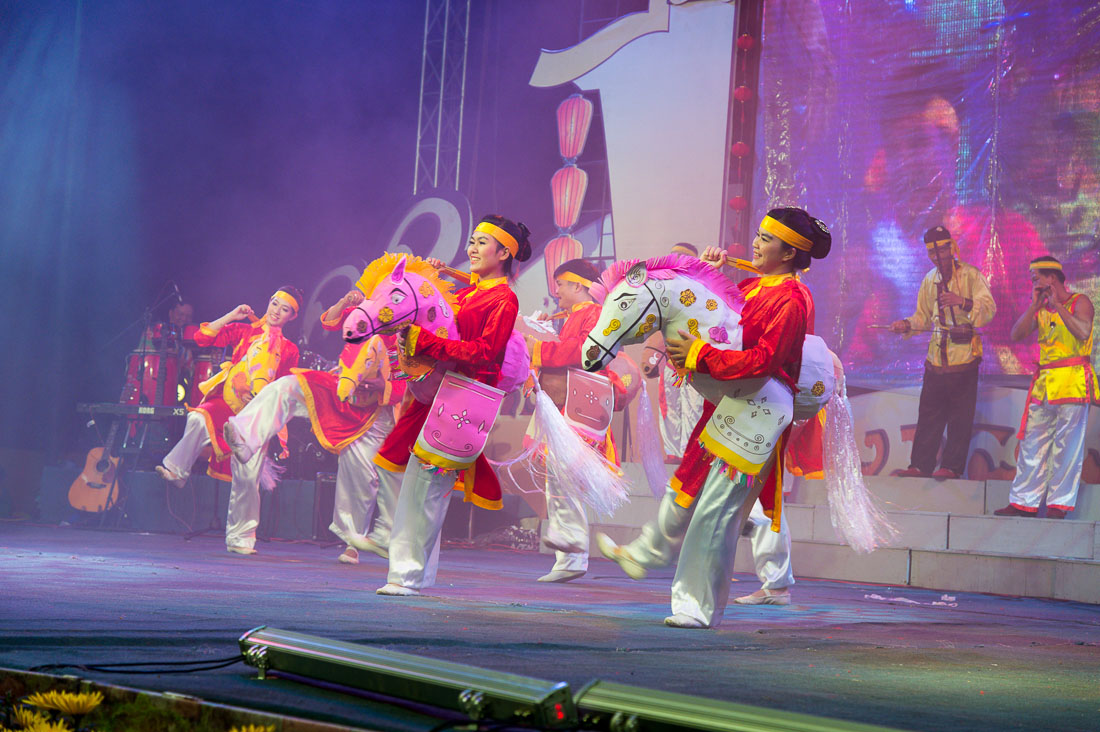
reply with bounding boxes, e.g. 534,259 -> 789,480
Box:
12,706 -> 48,728
23,690 -> 102,716
227,725 -> 275,732
51,691 -> 103,716
25,721 -> 72,732
679,289 -> 696,307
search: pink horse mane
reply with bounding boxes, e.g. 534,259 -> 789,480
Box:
591,254 -> 744,312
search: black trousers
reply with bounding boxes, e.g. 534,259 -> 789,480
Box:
908,361 -> 980,475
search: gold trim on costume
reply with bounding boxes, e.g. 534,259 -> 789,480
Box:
760,216 -> 813,252
684,338 -> 707,372
373,453 -> 407,473
474,222 -> 519,256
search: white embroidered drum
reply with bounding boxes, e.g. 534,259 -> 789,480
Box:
699,376 -> 794,476
413,371 -> 506,471
563,369 -> 614,442
793,334 -> 836,420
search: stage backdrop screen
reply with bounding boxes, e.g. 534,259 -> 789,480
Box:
756,0 -> 1100,384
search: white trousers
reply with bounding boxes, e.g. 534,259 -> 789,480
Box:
744,500 -> 794,591
1009,402 -> 1090,511
162,411 -> 211,481
659,376 -> 706,458
669,460 -> 756,627
544,477 -> 589,572
386,458 -> 448,589
226,374 -> 396,548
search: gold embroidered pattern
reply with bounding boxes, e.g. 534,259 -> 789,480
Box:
811,381 -> 825,397
635,313 -> 657,337
706,299 -> 718,311
680,289 -> 696,307
687,318 -> 700,337
603,318 -> 621,337
378,306 -> 394,323
435,326 -> 448,338
419,281 -> 435,298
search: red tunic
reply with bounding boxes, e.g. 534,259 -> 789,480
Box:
671,277 -> 816,518
294,309 -> 404,453
190,321 -> 299,480
374,277 -> 519,510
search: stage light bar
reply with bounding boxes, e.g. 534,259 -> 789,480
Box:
238,626 -> 576,728
573,680 -> 901,732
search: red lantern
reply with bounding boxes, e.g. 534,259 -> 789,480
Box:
544,235 -> 583,297
556,94 -> 594,160
733,86 -> 752,103
730,141 -> 750,157
736,34 -> 755,51
727,196 -> 748,211
551,165 -> 589,230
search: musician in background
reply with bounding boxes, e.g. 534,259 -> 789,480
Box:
889,226 -> 996,479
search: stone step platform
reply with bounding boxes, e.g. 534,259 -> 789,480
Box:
788,475 -> 1100,521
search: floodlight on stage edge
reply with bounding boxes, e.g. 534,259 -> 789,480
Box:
574,679 -> 903,732
239,626 -> 576,728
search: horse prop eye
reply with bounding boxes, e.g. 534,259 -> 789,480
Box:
390,290 -> 406,305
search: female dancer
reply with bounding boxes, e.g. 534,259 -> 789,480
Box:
375,215 -> 531,596
156,286 -> 302,554
601,208 -> 829,627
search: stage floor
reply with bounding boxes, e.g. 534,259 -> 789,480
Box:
1,523 -> 1097,732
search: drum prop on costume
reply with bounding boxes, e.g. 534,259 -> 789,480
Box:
700,376 -> 794,476
413,371 -> 506,471
793,335 -> 836,420
562,369 -> 614,443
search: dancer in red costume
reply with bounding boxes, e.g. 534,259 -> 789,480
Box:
600,208 -> 830,628
376,215 -> 532,596
156,287 -> 301,554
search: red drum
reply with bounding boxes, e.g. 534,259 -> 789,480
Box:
188,352 -> 218,406
123,351 -> 180,406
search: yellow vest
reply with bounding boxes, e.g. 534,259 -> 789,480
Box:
1030,294 -> 1099,405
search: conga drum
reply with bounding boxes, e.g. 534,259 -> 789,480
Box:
188,352 -> 217,406
123,350 -> 180,405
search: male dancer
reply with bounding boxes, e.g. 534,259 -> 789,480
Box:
890,226 -> 996,479
157,287 -> 301,554
995,256 -> 1097,518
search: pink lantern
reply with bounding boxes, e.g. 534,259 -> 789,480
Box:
727,196 -> 748,211
730,141 -> 750,157
557,94 -> 594,160
544,235 -> 583,298
733,86 -> 753,103
736,34 -> 756,51
551,165 -> 589,230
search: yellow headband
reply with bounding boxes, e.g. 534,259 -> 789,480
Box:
557,271 -> 593,289
1030,260 -> 1062,271
760,216 -> 813,252
925,237 -> 954,250
474,221 -> 519,257
273,290 -> 299,312
670,245 -> 696,257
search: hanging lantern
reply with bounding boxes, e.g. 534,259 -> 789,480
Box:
733,86 -> 753,103
556,94 -> 594,160
727,196 -> 748,211
544,235 -> 584,297
736,34 -> 756,51
730,141 -> 750,157
551,165 -> 589,230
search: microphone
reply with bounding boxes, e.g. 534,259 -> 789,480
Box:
171,281 -> 183,304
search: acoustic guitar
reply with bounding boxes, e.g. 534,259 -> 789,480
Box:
69,416 -> 123,513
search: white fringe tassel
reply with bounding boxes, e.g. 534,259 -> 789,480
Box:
633,386 -> 669,499
531,389 -> 630,518
823,374 -> 898,553
259,452 -> 286,492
